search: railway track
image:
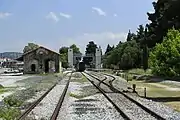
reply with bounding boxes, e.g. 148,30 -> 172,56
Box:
82,72 -> 131,120
84,71 -> 166,120
18,72 -> 72,120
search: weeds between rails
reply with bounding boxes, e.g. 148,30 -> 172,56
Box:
85,71 -> 166,120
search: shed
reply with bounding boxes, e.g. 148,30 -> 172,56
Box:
17,46 -> 60,74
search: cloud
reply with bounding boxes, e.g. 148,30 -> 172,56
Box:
58,32 -> 127,54
60,12 -> 72,19
0,12 -> 12,19
46,12 -> 59,22
113,14 -> 118,17
92,7 -> 106,16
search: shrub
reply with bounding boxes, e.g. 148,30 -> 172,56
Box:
0,107 -> 21,120
3,96 -> 23,107
149,29 -> 180,77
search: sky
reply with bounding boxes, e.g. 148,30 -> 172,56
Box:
0,0 -> 154,54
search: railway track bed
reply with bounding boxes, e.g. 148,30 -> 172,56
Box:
18,73 -> 72,120
87,71 -> 180,120
56,73 -> 124,120
16,71 -> 180,120
83,72 -> 167,120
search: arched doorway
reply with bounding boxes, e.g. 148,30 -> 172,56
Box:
31,64 -> 36,72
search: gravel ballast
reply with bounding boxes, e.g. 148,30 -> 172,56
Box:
57,79 -> 124,120
107,72 -> 180,120
126,93 -> 180,120
26,79 -> 68,119
107,93 -> 157,120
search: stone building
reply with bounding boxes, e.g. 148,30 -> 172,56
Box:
17,46 -> 60,74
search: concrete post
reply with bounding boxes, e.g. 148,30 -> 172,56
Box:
95,48 -> 102,69
68,49 -> 73,68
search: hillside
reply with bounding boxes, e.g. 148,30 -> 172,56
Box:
0,52 -> 23,59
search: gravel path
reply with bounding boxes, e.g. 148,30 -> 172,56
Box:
26,79 -> 68,120
57,81 -> 124,120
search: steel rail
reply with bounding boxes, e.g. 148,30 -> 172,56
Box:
18,72 -> 71,120
86,71 -> 166,120
82,72 -> 131,120
50,72 -> 73,120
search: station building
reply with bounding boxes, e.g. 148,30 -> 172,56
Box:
17,46 -> 61,74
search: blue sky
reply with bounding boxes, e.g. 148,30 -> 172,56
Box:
0,0 -> 154,53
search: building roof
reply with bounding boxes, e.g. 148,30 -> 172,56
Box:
16,46 -> 60,61
23,46 -> 59,56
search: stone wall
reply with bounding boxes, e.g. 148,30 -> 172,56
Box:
23,47 -> 60,74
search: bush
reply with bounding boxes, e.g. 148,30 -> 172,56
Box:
3,96 -> 23,107
0,96 -> 22,120
149,29 -> 180,77
0,84 -> 4,89
0,107 -> 21,120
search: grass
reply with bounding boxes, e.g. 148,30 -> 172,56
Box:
164,102 -> 180,112
127,68 -> 152,75
0,88 -> 8,94
69,92 -> 89,99
128,79 -> 180,112
129,80 -> 180,97
72,76 -> 88,83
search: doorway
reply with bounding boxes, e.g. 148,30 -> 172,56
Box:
31,64 -> 36,72
45,59 -> 50,73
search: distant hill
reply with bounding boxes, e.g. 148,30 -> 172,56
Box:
0,52 -> 23,59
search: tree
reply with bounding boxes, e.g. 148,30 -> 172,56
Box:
23,43 -> 39,53
143,44 -> 148,71
59,47 -> 69,68
105,44 -> 112,54
85,41 -> 97,55
70,44 -> 81,54
142,27 -> 149,71
126,30 -> 133,41
60,53 -> 68,69
149,29 -> 180,77
103,40 -> 141,69
136,25 -> 145,43
59,47 -> 68,54
146,0 -> 180,48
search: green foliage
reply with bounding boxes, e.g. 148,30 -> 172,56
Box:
0,107 -> 21,120
23,43 -> 39,53
126,30 -> 136,41
59,46 -> 69,68
105,44 -> 113,55
59,45 -> 81,68
149,29 -> 180,77
3,96 -> 23,107
59,47 -> 68,54
0,84 -> 4,89
103,40 -> 142,70
0,96 -> 22,120
60,53 -> 68,68
143,44 -> 149,71
85,41 -> 97,55
146,0 -> 180,48
70,44 -> 81,54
